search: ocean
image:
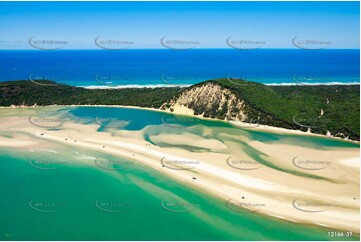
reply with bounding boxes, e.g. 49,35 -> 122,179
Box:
0,48 -> 360,240
0,49 -> 359,88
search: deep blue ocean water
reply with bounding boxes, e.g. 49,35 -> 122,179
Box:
0,49 -> 359,87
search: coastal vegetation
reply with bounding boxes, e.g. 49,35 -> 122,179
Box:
0,80 -> 181,108
0,79 -> 359,140
163,79 -> 360,140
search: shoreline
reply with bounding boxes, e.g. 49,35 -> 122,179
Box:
75,81 -> 361,89
1,80 -> 360,89
80,84 -> 190,89
0,106 -> 359,233
81,82 -> 360,88
1,104 -> 359,144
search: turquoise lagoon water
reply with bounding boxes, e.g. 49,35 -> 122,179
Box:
0,106 -> 359,241
68,106 -> 359,149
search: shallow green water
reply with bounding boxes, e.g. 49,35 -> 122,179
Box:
0,106 -> 359,240
68,106 -> 359,149
0,146 -> 358,241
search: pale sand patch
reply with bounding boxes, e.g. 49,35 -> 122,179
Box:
230,120 -> 356,141
1,104 -> 358,143
339,157 -> 360,168
149,133 -> 228,152
0,106 -> 359,233
169,104 -> 195,116
34,132 -> 361,232
0,135 -> 37,148
246,140 -> 360,183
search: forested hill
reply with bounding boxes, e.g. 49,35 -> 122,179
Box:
0,79 -> 359,140
0,80 -> 181,108
161,79 -> 360,141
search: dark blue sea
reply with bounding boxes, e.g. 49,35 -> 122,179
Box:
0,49 -> 359,88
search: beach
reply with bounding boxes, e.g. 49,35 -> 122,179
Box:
0,106 -> 359,234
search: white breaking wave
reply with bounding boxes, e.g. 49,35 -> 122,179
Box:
80,84 -> 191,89
79,82 -> 359,89
266,82 -> 360,86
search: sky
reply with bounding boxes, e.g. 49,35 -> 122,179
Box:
0,1 -> 359,49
